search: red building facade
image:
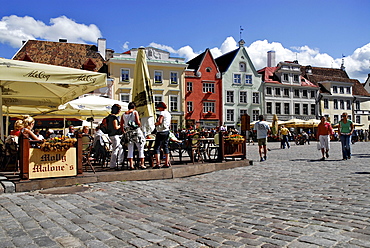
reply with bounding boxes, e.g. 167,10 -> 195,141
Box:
185,49 -> 223,130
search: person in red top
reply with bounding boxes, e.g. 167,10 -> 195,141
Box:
316,116 -> 334,161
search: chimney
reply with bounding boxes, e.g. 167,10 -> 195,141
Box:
97,38 -> 106,60
267,50 -> 275,67
59,39 -> 67,42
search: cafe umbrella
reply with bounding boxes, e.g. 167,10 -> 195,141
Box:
132,47 -> 156,135
0,58 -> 107,140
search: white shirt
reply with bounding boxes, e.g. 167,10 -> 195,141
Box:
254,121 -> 270,139
156,110 -> 171,132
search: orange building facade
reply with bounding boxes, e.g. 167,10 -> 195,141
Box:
184,49 -> 223,130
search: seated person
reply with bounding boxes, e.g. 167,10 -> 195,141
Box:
66,125 -> 75,138
20,115 -> 43,142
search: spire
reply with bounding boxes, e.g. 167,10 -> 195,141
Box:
341,54 -> 346,71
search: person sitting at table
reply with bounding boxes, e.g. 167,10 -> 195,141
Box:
34,129 -> 44,141
20,115 -> 43,142
153,102 -> 172,168
66,125 -> 75,138
5,120 -> 23,145
121,102 -> 146,170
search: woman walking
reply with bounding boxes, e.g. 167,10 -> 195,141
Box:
338,112 -> 354,160
121,102 -> 146,170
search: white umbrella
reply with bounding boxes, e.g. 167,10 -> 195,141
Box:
0,58 -> 107,140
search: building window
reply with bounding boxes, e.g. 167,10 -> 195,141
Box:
293,74 -> 299,82
119,93 -> 130,103
187,82 -> 193,92
346,87 -> 351,94
324,99 -> 329,109
240,109 -> 248,116
294,89 -> 300,97
203,83 -> 215,93
333,86 -> 338,93
226,109 -> 234,122
303,104 -> 308,115
170,72 -> 178,84
233,74 -> 241,84
302,90 -> 308,98
275,88 -> 281,96
252,110 -> 259,121
283,73 -> 289,82
310,91 -> 316,99
239,62 -> 246,72
245,75 -> 252,84
239,91 -> 247,103
334,115 -> 339,124
266,102 -> 272,114
266,87 -> 272,95
275,102 -> 281,114
340,86 -> 344,94
226,91 -> 234,103
284,103 -> 290,114
154,71 -> 162,84
203,102 -> 215,113
170,96 -> 178,111
120,69 -> 130,82
154,95 -> 163,107
346,100 -> 351,110
340,100 -> 344,109
334,99 -> 338,109
356,115 -> 360,124
355,100 -> 360,110
294,103 -> 300,115
187,101 -> 193,112
283,88 -> 289,97
206,67 -> 212,72
310,104 -> 315,115
252,92 -> 259,104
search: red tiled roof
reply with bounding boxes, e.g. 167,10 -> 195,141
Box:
13,40 -> 106,72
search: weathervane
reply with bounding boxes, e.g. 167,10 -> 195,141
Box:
240,26 -> 244,40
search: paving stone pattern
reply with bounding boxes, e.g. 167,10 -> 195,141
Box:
0,141 -> 370,247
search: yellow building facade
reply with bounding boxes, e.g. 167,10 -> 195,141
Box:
107,47 -> 187,130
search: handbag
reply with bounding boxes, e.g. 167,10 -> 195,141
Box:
317,142 -> 321,150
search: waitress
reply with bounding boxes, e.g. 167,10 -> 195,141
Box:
153,102 -> 172,168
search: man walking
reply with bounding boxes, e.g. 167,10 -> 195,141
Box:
279,125 -> 290,149
254,115 -> 271,162
316,116 -> 334,161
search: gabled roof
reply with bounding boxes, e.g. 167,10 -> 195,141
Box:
215,48 -> 239,73
187,50 -> 207,70
12,40 -> 106,72
301,66 -> 370,96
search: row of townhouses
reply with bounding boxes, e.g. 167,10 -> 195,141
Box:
12,38 -> 370,131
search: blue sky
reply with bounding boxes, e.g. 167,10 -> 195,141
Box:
1,0 -> 369,81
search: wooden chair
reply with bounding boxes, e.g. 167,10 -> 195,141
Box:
208,133 -> 220,160
81,135 -> 95,173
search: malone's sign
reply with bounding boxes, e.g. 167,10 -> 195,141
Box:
29,148 -> 77,179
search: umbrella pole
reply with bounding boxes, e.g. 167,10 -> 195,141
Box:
0,86 -> 3,141
6,106 -> 9,137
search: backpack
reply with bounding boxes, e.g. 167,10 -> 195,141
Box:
100,117 -> 109,134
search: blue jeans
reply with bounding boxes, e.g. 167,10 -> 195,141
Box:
282,135 -> 290,148
340,134 -> 351,159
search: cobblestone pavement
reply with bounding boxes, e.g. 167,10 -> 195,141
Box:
1,141 -> 370,247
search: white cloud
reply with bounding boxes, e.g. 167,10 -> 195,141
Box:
151,36 -> 369,82
122,41 -> 129,50
0,15 -> 101,48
